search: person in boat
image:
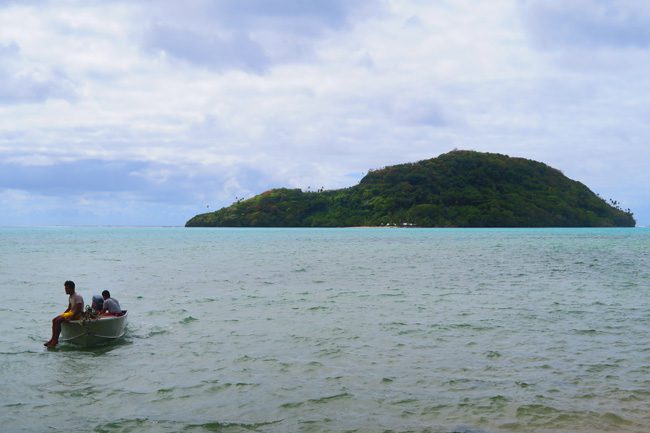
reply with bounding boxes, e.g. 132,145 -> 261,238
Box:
44,280 -> 84,348
100,290 -> 121,315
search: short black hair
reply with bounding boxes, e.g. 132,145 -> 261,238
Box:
64,280 -> 75,289
102,290 -> 110,298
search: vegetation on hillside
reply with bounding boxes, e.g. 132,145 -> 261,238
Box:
186,151 -> 635,227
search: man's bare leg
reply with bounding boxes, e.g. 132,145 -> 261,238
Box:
45,316 -> 64,347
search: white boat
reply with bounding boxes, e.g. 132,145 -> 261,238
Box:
60,311 -> 128,347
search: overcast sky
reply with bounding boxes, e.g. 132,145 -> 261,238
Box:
1,0 -> 648,226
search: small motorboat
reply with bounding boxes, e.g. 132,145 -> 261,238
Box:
60,311 -> 128,347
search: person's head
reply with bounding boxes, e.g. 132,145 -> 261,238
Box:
64,280 -> 75,295
102,290 -> 110,300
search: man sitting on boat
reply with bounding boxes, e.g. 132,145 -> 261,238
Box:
100,290 -> 121,315
44,280 -> 84,348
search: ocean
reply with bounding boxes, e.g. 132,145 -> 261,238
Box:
1,227 -> 649,433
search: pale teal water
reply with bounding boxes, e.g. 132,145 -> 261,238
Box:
1,227 -> 649,433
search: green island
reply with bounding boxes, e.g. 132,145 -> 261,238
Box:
186,150 -> 635,228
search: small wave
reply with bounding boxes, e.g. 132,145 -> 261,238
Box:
490,395 -> 509,403
584,363 -> 619,373
281,392 -> 352,409
398,329 -> 423,335
204,381 -> 260,393
186,420 -> 282,432
573,328 -> 598,335
515,404 -> 634,430
93,417 -> 151,432
385,321 -> 407,326
448,323 -> 473,329
420,403 -> 448,415
236,354 -> 253,362
128,327 -> 170,339
316,348 -> 342,358
392,398 -> 418,405
186,420 -> 282,433
516,403 -> 561,418
600,412 -> 632,426
180,316 -> 198,324
1,349 -> 39,355
622,392 -> 646,401
452,426 -> 488,433
50,385 -> 99,398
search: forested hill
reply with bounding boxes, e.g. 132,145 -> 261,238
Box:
186,150 -> 635,227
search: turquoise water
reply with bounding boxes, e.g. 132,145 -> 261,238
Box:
1,227 -> 649,433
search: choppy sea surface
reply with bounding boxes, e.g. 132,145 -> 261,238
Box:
1,227 -> 649,433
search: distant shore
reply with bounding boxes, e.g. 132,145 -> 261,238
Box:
349,225 -> 415,228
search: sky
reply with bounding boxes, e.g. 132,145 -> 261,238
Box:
0,0 -> 648,226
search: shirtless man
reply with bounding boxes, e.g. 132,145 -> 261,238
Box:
44,280 -> 84,348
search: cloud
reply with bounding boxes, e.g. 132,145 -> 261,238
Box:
141,0 -> 380,72
0,159 -> 148,194
0,156 -> 285,225
0,41 -> 75,104
145,24 -> 271,73
0,41 -> 19,61
520,0 -> 650,49
0,188 -> 194,226
0,156 -> 279,204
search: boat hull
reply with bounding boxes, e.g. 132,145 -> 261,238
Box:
60,311 -> 128,347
